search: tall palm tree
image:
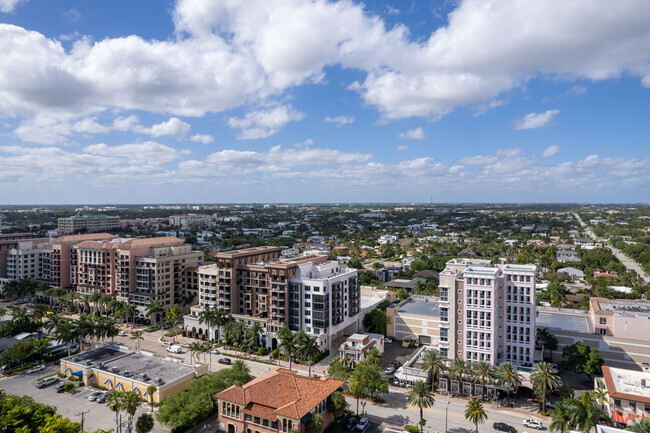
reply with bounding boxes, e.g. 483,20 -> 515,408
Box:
593,387 -> 609,411
473,361 -> 495,401
365,347 -> 383,366
188,342 -> 202,364
198,306 -> 217,340
72,314 -> 93,352
277,327 -> 297,370
348,376 -> 365,417
407,380 -> 435,433
106,388 -> 124,432
567,392 -> 608,432
98,294 -> 114,316
213,309 -> 228,343
166,304 -> 183,343
549,401 -> 571,433
531,362 -> 561,412
449,358 -> 469,395
122,390 -> 141,431
497,362 -> 522,407
421,349 -> 446,391
537,328 -> 552,361
182,292 -> 197,312
247,322 -> 264,349
45,287 -> 67,307
297,333 -> 320,377
31,303 -> 49,331
464,398 -> 488,433
144,301 -> 164,327
146,384 -> 157,412
90,292 -> 103,314
130,330 -> 144,351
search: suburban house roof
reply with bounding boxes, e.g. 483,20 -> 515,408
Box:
216,368 -> 343,421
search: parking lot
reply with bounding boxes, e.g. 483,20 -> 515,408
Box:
0,363 -> 168,433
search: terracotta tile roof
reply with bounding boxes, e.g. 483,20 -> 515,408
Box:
216,368 -> 343,421
55,233 -> 116,243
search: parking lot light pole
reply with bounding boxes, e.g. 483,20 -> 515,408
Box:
361,401 -> 366,415
444,402 -> 449,433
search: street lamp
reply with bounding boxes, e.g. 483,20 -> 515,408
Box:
445,401 -> 450,433
361,401 -> 366,415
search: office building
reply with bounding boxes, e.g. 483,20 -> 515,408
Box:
168,214 -> 212,230
57,215 -> 120,234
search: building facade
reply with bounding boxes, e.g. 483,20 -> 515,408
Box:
50,233 -> 116,289
168,214 -> 212,230
57,215 -> 120,234
596,366 -> 650,426
6,238 -> 52,282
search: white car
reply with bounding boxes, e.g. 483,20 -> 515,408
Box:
384,366 -> 395,375
384,337 -> 393,344
26,364 -> 45,374
523,420 -> 542,430
118,331 -> 127,337
209,348 -> 220,355
161,342 -> 171,347
356,418 -> 369,431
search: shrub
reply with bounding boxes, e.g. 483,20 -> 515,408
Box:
144,326 -> 160,333
271,349 -> 279,359
257,348 -> 268,356
64,382 -> 76,392
405,426 -> 419,433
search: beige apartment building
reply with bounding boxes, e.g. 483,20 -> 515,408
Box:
57,215 -> 120,234
387,296 -> 442,346
536,298 -> 650,370
6,238 -> 52,282
51,233 -> 116,289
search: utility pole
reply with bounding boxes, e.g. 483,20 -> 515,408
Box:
445,401 -> 450,433
76,410 -> 90,431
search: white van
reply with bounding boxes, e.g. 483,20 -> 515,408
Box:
166,345 -> 182,354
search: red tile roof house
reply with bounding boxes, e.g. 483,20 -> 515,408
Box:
216,369 -> 344,433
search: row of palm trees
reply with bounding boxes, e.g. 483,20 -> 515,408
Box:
44,313 -> 122,355
277,326 -> 321,376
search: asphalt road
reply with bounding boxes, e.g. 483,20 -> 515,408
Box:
573,213 -> 650,283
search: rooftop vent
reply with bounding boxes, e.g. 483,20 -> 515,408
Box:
123,370 -> 132,377
85,360 -> 92,366
97,362 -> 105,369
110,366 -> 119,374
73,357 -> 80,362
139,373 -> 148,381
153,377 -> 164,385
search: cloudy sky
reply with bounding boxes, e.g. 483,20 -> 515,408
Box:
0,0 -> 649,204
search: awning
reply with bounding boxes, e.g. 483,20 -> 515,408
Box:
72,371 -> 83,377
64,368 -> 70,373
104,379 -> 111,385
87,374 -> 94,380
115,382 -> 122,388
132,387 -> 138,393
611,411 -> 640,425
143,391 -> 148,397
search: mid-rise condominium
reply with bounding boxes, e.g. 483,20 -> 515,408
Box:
184,246 -> 361,352
57,215 -> 120,234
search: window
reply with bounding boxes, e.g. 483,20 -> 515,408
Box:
599,328 -> 607,335
440,328 -> 448,342
599,317 -> 607,325
440,287 -> 448,302
440,307 -> 448,322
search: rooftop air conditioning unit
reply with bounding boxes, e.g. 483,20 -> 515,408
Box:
85,360 -> 92,366
110,366 -> 119,373
123,370 -> 132,377
73,357 -> 80,362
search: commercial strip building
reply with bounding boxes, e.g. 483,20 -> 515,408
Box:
595,366 -> 650,425
57,215 -> 120,234
184,246 -> 361,352
536,298 -> 650,370
60,345 -> 208,403
215,368 -> 344,433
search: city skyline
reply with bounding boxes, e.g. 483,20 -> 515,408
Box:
0,0 -> 649,204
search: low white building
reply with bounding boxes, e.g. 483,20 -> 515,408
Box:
338,333 -> 385,365
378,234 -> 397,244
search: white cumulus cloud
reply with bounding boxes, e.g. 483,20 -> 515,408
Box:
398,127 -> 426,140
190,134 -> 214,144
140,117 -> 191,138
227,105 -> 305,140
324,115 -> 355,126
0,0 -> 27,13
513,110 -> 560,130
543,145 -> 561,157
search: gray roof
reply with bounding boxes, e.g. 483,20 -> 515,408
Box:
384,278 -> 425,290
398,299 -> 440,317
536,309 -> 594,333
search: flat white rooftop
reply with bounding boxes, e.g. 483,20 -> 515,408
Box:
605,366 -> 650,399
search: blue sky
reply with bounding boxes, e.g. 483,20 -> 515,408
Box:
0,0 -> 649,204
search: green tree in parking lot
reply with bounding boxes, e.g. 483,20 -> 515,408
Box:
562,342 -> 604,380
136,413 -> 154,433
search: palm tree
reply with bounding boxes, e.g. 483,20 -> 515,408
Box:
213,308 -> 228,343
248,322 -> 264,349
297,333 -> 320,377
567,392 -> 608,432
366,347 -> 383,366
122,390 -> 141,432
130,330 -> 144,351
45,287 -> 67,307
473,361 -> 494,401
593,387 -> 609,410
146,384 -> 157,412
626,419 -> 650,433
407,380 -> 435,433
29,337 -> 50,361
198,306 -> 217,340
90,292 -> 103,314
182,292 -> 197,312
497,362 -> 522,407
348,376 -> 365,417
537,328 -> 552,360
549,401 -> 571,433
107,391 -> 124,433
531,362 -> 561,413
32,303 -> 49,331
449,358 -> 469,395
421,349 -> 446,391
277,327 -> 297,370
464,398 -> 488,433
166,305 -> 183,343
145,301 -> 164,327
189,342 -> 202,364
231,359 -> 250,375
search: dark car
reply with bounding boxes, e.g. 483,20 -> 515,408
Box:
218,358 -> 232,365
344,417 -> 358,430
96,392 -> 110,403
493,423 -> 517,433
391,360 -> 401,368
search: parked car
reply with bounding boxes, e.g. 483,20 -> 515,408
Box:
209,348 -> 220,355
55,383 -> 66,393
26,364 -> 45,374
161,342 -> 171,347
384,337 -> 393,344
35,377 -> 59,388
390,360 -> 401,368
384,366 -> 395,375
413,341 -> 421,347
118,331 -> 127,337
493,423 -> 517,433
356,418 -> 370,431
523,420 -> 542,430
88,391 -> 103,401
181,343 -> 191,348
344,417 -> 358,430
218,358 -> 232,365
96,392 -> 111,403
545,402 -> 555,410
